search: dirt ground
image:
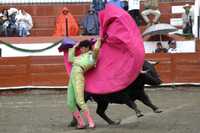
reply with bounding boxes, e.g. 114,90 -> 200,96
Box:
0,86 -> 200,133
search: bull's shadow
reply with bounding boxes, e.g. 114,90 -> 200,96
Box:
69,60 -> 163,126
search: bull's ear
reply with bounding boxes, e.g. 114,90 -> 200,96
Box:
147,60 -> 160,65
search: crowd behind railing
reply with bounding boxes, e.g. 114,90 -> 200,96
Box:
0,0 -> 197,38
0,0 -> 194,4
0,8 -> 33,37
0,0 -> 199,54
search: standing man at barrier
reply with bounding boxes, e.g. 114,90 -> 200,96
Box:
193,0 -> 200,39
182,4 -> 194,36
92,0 -> 105,12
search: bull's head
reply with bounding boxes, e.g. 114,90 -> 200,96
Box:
140,60 -> 162,86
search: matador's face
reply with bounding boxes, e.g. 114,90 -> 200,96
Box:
80,47 -> 90,54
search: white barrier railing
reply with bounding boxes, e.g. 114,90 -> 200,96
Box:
0,0 -> 92,4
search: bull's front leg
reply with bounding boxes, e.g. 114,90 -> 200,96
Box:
139,91 -> 162,113
126,100 -> 144,118
96,102 -> 120,125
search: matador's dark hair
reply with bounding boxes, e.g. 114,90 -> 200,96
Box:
78,40 -> 93,50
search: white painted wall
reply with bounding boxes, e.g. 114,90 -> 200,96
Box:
144,40 -> 196,53
0,43 -> 63,57
0,40 -> 196,57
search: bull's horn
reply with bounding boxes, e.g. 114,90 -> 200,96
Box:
147,60 -> 159,65
140,70 -> 148,74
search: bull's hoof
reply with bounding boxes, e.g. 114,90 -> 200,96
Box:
136,113 -> 144,118
109,120 -> 121,125
68,120 -> 77,127
76,125 -> 86,130
154,108 -> 163,113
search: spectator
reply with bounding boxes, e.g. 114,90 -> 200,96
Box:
168,40 -> 178,53
92,0 -> 105,12
155,42 -> 168,53
128,0 -> 143,26
121,0 -> 129,11
182,4 -> 194,36
192,0 -> 200,38
16,9 -> 33,37
82,5 -> 99,35
7,8 -> 18,36
141,0 -> 161,27
0,9 -> 9,36
107,0 -> 128,10
53,7 -> 79,36
0,14 -> 3,35
108,0 -> 121,8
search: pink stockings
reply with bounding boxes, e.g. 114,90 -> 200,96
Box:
72,110 -> 95,129
72,111 -> 85,129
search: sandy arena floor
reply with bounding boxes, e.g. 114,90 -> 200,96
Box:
0,86 -> 200,133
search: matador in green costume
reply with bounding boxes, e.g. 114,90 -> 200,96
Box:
67,38 -> 101,129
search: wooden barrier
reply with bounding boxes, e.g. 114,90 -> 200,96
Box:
0,4 -> 90,16
0,53 -> 200,88
145,54 -> 173,83
0,56 -> 67,87
0,57 -> 29,87
146,53 -> 200,83
173,53 -> 200,82
196,40 -> 200,52
30,56 -> 67,86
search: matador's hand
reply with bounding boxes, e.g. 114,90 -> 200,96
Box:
74,42 -> 79,48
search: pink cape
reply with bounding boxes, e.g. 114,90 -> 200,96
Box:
63,4 -> 144,94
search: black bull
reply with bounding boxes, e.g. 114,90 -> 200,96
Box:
70,60 -> 163,126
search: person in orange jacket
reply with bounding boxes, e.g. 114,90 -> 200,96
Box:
53,7 -> 79,36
